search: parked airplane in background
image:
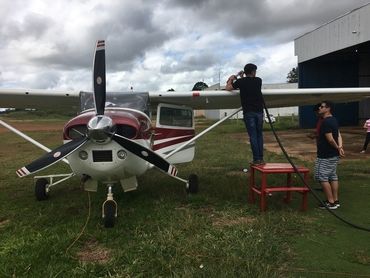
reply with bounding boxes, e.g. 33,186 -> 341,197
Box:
1,40 -> 370,227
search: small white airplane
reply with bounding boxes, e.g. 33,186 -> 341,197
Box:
1,40 -> 370,227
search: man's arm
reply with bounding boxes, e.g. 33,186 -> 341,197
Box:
325,132 -> 344,157
325,132 -> 339,149
337,131 -> 345,157
225,75 -> 237,91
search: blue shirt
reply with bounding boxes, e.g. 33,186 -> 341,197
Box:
317,116 -> 339,158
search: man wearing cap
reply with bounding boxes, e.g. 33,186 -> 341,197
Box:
226,63 -> 264,165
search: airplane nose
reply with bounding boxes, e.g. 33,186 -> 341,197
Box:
87,115 -> 114,142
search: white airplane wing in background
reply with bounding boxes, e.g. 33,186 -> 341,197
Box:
1,87 -> 370,111
148,87 -> 370,110
0,88 -> 80,111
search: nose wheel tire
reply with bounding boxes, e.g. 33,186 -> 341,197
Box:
35,178 -> 49,201
102,200 -> 117,228
186,174 -> 199,194
102,185 -> 117,228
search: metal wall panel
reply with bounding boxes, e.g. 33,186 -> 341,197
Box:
295,4 -> 370,63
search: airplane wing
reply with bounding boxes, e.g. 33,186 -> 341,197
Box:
1,87 -> 370,111
149,88 -> 370,109
0,88 -> 80,111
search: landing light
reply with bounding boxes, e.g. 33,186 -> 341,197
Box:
79,150 -> 88,160
117,150 -> 127,160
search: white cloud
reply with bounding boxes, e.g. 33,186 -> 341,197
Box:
0,0 -> 369,92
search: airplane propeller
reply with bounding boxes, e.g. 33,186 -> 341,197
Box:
16,137 -> 88,177
111,133 -> 178,176
17,40 -> 178,178
93,40 -> 106,116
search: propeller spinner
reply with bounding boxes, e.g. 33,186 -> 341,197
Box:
87,115 -> 114,143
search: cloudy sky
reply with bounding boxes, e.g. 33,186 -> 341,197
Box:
1,0 -> 369,92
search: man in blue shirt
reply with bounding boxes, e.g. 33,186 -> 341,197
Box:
226,63 -> 264,165
315,100 -> 345,209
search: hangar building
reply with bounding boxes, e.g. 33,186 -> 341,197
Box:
295,3 -> 370,127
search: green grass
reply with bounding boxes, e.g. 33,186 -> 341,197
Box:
0,117 -> 370,277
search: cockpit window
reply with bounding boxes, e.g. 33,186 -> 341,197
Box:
80,92 -> 150,116
159,106 -> 193,127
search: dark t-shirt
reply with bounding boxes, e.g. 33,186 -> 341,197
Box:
317,116 -> 339,158
232,77 -> 263,113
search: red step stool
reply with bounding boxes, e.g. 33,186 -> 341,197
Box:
248,163 -> 310,211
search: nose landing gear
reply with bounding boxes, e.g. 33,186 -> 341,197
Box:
102,185 -> 117,228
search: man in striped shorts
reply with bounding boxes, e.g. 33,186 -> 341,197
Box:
315,101 -> 345,210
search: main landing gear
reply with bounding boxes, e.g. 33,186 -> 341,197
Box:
186,174 -> 199,194
34,173 -> 74,201
102,185 -> 118,228
35,178 -> 49,200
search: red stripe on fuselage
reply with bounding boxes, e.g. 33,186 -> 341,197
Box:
154,127 -> 194,140
153,135 -> 194,151
153,127 -> 194,151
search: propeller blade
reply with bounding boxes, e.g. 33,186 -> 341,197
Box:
93,40 -> 106,115
16,137 -> 88,177
112,133 -> 178,177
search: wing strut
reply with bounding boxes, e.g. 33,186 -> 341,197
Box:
164,107 -> 243,160
0,119 -> 69,165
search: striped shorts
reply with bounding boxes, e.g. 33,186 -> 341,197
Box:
314,156 -> 340,182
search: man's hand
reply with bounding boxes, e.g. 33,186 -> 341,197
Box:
237,70 -> 244,77
338,146 -> 345,157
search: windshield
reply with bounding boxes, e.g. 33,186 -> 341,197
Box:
80,91 -> 150,116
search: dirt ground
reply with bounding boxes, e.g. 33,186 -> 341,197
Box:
0,120 -> 65,134
264,126 -> 368,162
1,120 -> 368,162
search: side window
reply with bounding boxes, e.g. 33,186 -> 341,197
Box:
159,106 -> 193,128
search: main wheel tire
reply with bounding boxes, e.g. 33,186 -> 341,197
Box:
35,178 -> 49,201
103,200 -> 116,228
186,174 -> 199,194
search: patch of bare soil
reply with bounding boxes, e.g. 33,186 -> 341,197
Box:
76,239 -> 111,264
353,250 -> 370,264
233,127 -> 368,162
0,218 -> 10,228
0,120 -> 64,134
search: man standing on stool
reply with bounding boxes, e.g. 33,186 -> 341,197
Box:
226,63 -> 265,165
315,100 -> 345,210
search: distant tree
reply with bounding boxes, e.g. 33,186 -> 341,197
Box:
287,67 -> 298,83
192,81 -> 208,91
167,88 -> 175,92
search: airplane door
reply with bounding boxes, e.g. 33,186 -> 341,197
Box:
154,103 -> 195,164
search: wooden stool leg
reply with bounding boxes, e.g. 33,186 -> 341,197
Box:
301,173 -> 309,211
248,166 -> 255,204
260,173 -> 267,211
